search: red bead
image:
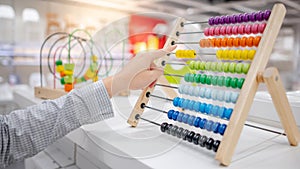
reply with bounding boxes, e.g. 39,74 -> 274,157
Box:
209,27 -> 215,36
220,26 -> 226,35
238,24 -> 245,34
214,26 -> 220,36
245,24 -> 251,34
226,26 -> 232,35
251,23 -> 259,34
258,23 -> 267,33
204,27 -> 210,36
232,25 -> 238,35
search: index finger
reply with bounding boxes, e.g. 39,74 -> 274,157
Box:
151,45 -> 177,61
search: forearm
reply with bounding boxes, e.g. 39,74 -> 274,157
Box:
0,80 -> 113,168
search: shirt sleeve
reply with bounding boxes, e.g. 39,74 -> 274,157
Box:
0,80 -> 113,168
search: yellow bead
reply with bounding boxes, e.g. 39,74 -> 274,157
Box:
216,50 -> 223,60
93,76 -> 98,82
241,50 -> 249,60
248,50 -> 256,60
188,50 -> 196,59
175,50 -> 181,58
235,50 -> 242,60
222,50 -> 229,60
91,55 -> 98,62
64,70 -> 73,75
228,50 -> 235,60
56,65 -> 64,72
85,69 -> 95,78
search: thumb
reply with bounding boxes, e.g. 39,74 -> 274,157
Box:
151,45 -> 177,61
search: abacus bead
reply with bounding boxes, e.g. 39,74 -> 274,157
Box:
233,37 -> 240,47
235,50 -> 242,60
235,63 -> 243,74
212,140 -> 221,152
230,77 -> 238,88
225,15 -> 231,24
188,100 -> 195,110
188,74 -> 195,82
172,111 -> 179,121
218,76 -> 225,87
232,25 -> 238,35
183,85 -> 189,94
240,37 -> 247,47
194,117 -> 201,127
208,17 -> 214,25
263,9 -> 271,20
247,36 -> 254,47
216,50 -> 223,60
195,74 -> 201,83
238,24 -> 245,34
249,12 -> 256,22
160,122 -> 168,132
184,73 -> 190,82
217,62 -> 223,72
214,16 -> 220,24
199,103 -> 207,113
181,129 -> 189,140
200,87 -> 206,98
237,78 -> 245,89
231,92 -> 239,103
199,118 -> 207,129
200,61 -> 206,70
243,63 -> 250,74
178,98 -> 184,107
256,11 -> 264,21
248,49 -> 256,60
166,124 -> 173,134
188,61 -> 195,69
187,131 -> 195,142
173,97 -> 180,106
217,90 -> 225,101
223,62 -> 230,72
210,62 -> 217,72
205,62 -> 211,70
224,91 -> 232,103
214,26 -> 221,36
177,112 -> 184,122
204,27 -> 210,36
219,16 -> 226,24
178,84 -> 183,93
205,104 -> 212,115
200,74 -> 207,84
224,77 -> 232,87
55,60 -> 63,65
241,50 -> 249,60
212,122 -> 220,133
225,26 -> 232,35
211,89 -> 218,100
182,114 -> 190,124
245,24 -> 251,34
253,36 -> 261,47
209,27 -> 215,36
229,15 -> 237,24
176,127 -> 184,138
209,38 -> 216,47
222,50 -> 229,60
237,14 -> 244,23
199,135 -> 208,147
218,124 -> 227,135
251,23 -> 259,34
220,26 -> 226,35
200,39 -> 206,48
258,23 -> 266,33
211,76 -> 218,85
167,110 -> 174,119
229,62 -> 236,73
188,86 -> 194,96
242,13 -> 249,22
218,107 -> 225,118
211,105 -> 219,117
193,133 -> 201,145
206,138 -> 214,150
194,86 -> 201,97
215,38 -> 222,48
234,15 -> 239,23
224,108 -> 233,120
206,75 -> 212,85
193,101 -> 200,112
221,38 -> 228,47
171,125 -> 178,136
205,120 -> 213,132
182,99 -> 190,109
188,115 -> 196,126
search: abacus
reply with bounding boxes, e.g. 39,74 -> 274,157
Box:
127,3 -> 300,166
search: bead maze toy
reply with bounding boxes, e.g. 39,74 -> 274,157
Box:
127,3 -> 300,166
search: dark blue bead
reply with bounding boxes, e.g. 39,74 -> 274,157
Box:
193,102 -> 200,112
199,103 -> 207,113
188,115 -> 195,126
193,117 -> 201,127
182,114 -> 190,124
224,108 -> 233,120
205,104 -> 212,115
178,98 -> 184,108
218,107 -> 225,118
199,118 -> 207,129
211,105 -> 219,117
167,110 -> 174,119
218,124 -> 227,135
188,101 -> 195,110
172,111 -> 179,121
212,122 -> 220,133
182,99 -> 190,109
205,120 -> 213,131
177,112 -> 184,122
173,97 -> 180,107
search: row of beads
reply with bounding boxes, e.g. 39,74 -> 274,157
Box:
208,10 -> 271,26
183,73 -> 245,89
216,49 -> 256,61
175,50 -> 196,59
55,60 -> 75,92
199,36 -> 261,48
188,60 -> 250,74
167,110 -> 227,136
178,84 -> 239,104
160,122 -> 220,152
172,97 -> 233,119
204,23 -> 266,36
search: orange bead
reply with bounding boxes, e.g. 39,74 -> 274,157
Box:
204,39 -> 211,47
221,38 -> 228,47
240,37 -> 247,47
246,36 -> 254,47
227,38 -> 234,47
209,38 -> 216,47
233,37 -> 240,47
60,71 -> 65,77
253,36 -> 261,47
64,83 -> 73,92
215,38 -> 222,48
200,39 -> 206,48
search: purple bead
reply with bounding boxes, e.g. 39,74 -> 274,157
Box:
249,12 -> 256,22
229,15 -> 236,24
237,13 -> 243,23
219,16 -> 225,24
208,17 -> 215,25
214,16 -> 220,25
242,13 -> 249,22
234,15 -> 239,23
255,11 -> 264,21
224,15 -> 230,24
263,9 -> 271,20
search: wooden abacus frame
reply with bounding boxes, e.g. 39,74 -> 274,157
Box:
127,3 -> 300,166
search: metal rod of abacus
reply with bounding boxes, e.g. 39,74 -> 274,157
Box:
164,74 -> 184,78
164,62 -> 186,66
135,114 -> 160,126
149,94 -> 173,102
169,52 -> 215,56
155,84 -> 178,89
183,21 -> 207,25
173,41 -> 199,44
143,105 -> 168,114
177,31 -> 204,35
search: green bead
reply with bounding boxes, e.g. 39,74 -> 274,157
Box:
195,61 -> 201,70
212,76 -> 218,85
200,74 -> 207,84
242,63 -> 250,74
64,63 -> 75,71
218,76 -> 225,86
217,62 -> 223,72
206,75 -> 212,85
223,62 -> 230,73
235,63 -> 243,74
81,77 -> 86,82
64,75 -> 74,83
237,78 -> 245,89
205,62 -> 211,70
184,73 -> 190,82
60,77 -> 65,85
224,77 -> 232,87
189,61 -> 195,69
189,74 -> 195,82
55,60 -> 63,66
195,74 -> 201,83
200,61 -> 206,70
230,77 -> 238,88
229,62 -> 236,73
210,62 -> 217,72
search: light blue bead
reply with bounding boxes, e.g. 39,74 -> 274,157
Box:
182,114 -> 190,124
178,84 -> 184,94
178,98 -> 184,108
224,91 -> 231,103
193,102 -> 200,112
205,120 -> 213,132
194,86 -> 201,97
211,105 -> 219,117
212,122 -> 220,133
199,103 -> 206,113
188,86 -> 194,96
177,112 -> 184,122
211,89 -> 218,100
217,90 -> 225,101
231,92 -> 239,103
218,107 -> 225,118
224,108 -> 233,120
188,115 -> 195,126
183,85 -> 189,94
188,101 -> 195,110
205,88 -> 211,99
173,97 -> 180,107
199,87 -> 206,98
205,104 -> 213,115
182,99 -> 190,109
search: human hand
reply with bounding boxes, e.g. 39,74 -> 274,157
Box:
103,46 -> 176,97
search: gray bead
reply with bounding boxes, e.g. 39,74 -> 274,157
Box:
181,129 -> 189,140
199,135 -> 208,147
171,125 -> 178,136
176,127 -> 184,138
166,124 -> 173,134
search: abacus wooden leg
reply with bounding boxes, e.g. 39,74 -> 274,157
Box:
34,87 -> 67,100
263,67 -> 300,146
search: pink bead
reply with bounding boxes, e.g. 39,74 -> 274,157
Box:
204,27 -> 210,36
209,27 -> 215,36
245,24 -> 251,34
214,26 -> 221,36
232,25 -> 238,35
226,26 -> 232,35
251,23 -> 259,34
258,23 -> 267,33
238,24 -> 245,34
220,26 -> 226,35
